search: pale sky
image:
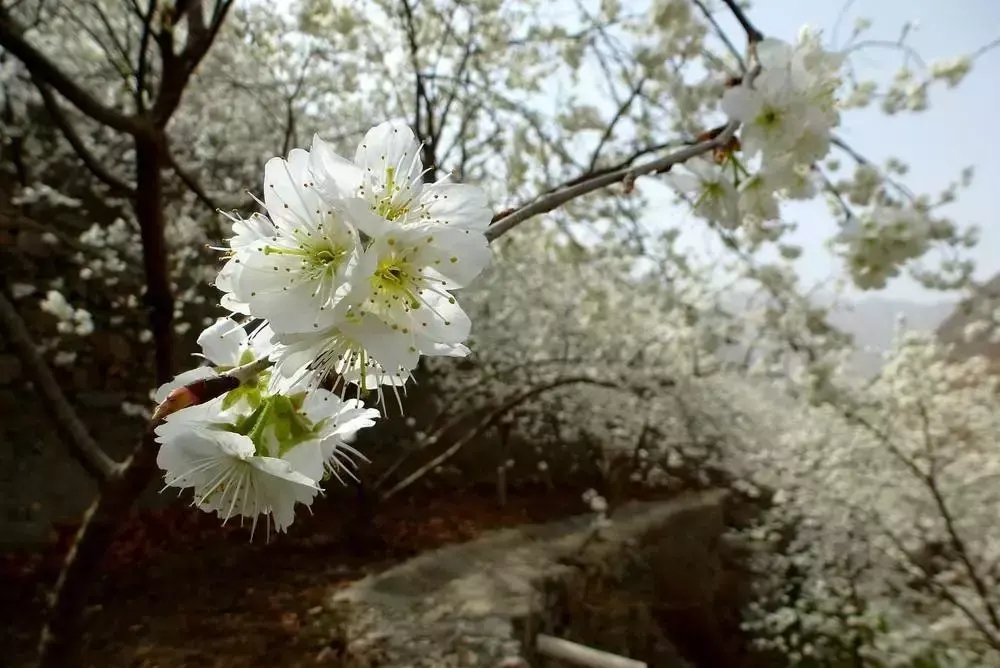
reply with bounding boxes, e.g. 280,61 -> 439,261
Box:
645,0 -> 1000,303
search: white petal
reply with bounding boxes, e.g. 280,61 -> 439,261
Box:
329,405 -> 381,439
215,259 -> 251,315
197,318 -> 249,367
757,38 -> 794,71
156,430 -> 221,489
246,456 -> 321,531
720,85 -> 761,123
340,196 -> 395,238
340,314 -> 421,373
300,387 -> 349,423
230,213 -> 277,250
421,341 -> 470,358
412,228 -> 492,288
263,151 -> 325,235
404,291 -> 472,345
234,253 -> 341,334
213,430 -> 257,459
281,440 -> 326,482
310,134 -> 365,201
153,366 -> 217,404
662,172 -> 702,195
354,122 -> 423,186
413,183 -> 492,232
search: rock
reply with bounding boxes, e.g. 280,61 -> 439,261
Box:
326,490 -> 728,667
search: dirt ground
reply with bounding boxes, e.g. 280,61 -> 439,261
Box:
1,482 -> 658,668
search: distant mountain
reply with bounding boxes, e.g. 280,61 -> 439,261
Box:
716,290 -> 958,377
935,273 -> 1000,366
826,298 -> 957,376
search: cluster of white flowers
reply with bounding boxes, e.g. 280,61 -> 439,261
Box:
153,122 -> 493,534
39,289 -> 94,336
664,29 -> 842,241
715,320 -> 1000,666
12,182 -> 82,209
834,203 -> 936,289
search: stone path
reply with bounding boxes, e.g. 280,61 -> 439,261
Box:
325,490 -> 728,667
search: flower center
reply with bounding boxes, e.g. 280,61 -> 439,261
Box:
756,106 -> 781,128
374,167 -> 411,221
227,394 -> 319,457
371,257 -> 421,311
265,238 -> 349,278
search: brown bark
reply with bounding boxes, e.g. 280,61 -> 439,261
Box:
36,429 -> 160,668
133,131 -> 175,383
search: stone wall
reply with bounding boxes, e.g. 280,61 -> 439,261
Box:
319,490 -> 746,668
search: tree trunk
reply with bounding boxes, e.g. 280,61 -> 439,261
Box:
36,132 -> 175,668
133,132 -> 175,382
36,430 -> 161,667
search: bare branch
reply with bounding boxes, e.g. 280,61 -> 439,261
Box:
399,0 -> 438,176
380,376 -> 619,501
586,77 -> 646,173
719,0 -> 764,43
37,342 -> 274,667
485,120 -> 741,241
135,0 -> 158,112
37,425 -> 157,667
0,7 -> 141,134
33,79 -> 135,195
691,0 -> 745,71
0,287 -> 120,483
280,52 -> 314,156
162,143 -> 246,214
151,0 -> 235,125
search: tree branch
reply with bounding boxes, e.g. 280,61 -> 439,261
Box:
719,0 -> 764,43
163,143 -> 233,213
151,0 -> 235,125
135,0 -> 158,112
586,77 -> 646,173
0,7 -> 141,134
691,0 -> 745,71
0,287 -> 120,483
536,634 -> 647,668
917,403 -> 1000,631
33,79 -> 135,195
400,0 -> 437,177
380,376 -> 620,501
36,354 -> 270,667
36,423 -> 159,668
485,120 -> 741,241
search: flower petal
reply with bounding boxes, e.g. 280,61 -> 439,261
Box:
263,149 -> 325,235
354,122 -> 423,187
197,318 -> 249,367
310,134 -> 365,201
414,182 -> 492,232
153,366 -> 217,404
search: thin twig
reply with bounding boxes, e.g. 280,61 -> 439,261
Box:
0,287 -> 120,482
33,79 -> 135,195
719,0 -> 764,43
379,376 -> 620,501
0,7 -> 141,134
485,119 -> 741,242
586,77 -> 646,173
691,0 -> 745,71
